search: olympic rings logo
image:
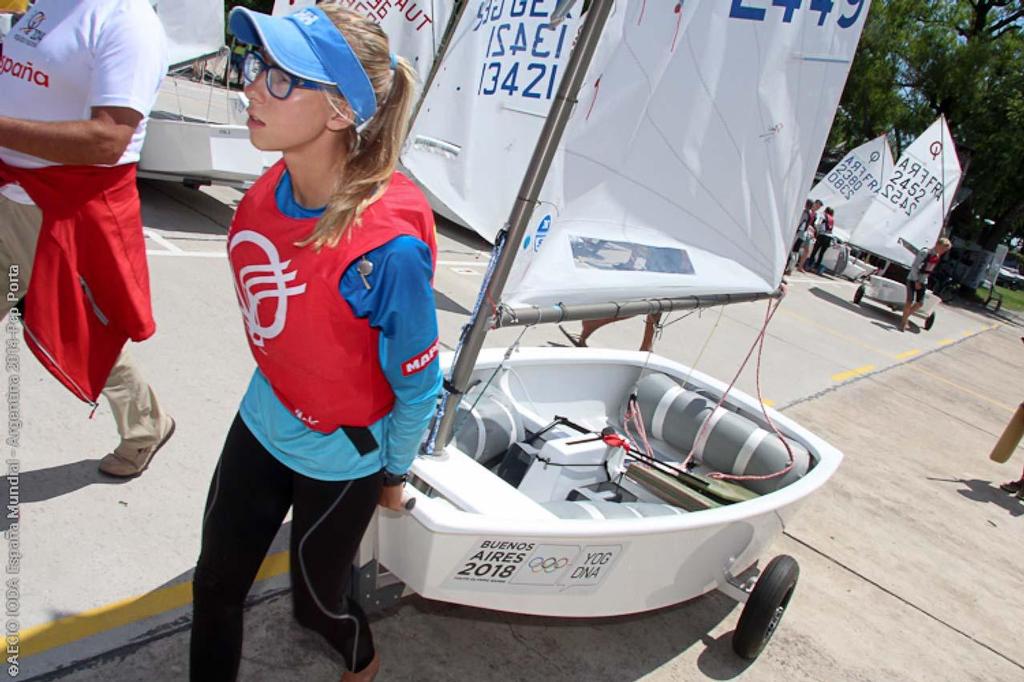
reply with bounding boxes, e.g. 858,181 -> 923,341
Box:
528,556 -> 570,573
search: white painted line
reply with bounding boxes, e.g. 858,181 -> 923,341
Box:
143,228 -> 185,254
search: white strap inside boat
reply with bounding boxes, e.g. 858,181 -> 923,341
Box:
622,504 -> 644,518
575,501 -> 606,520
490,399 -> 518,450
651,385 -> 685,441
471,408 -> 486,459
733,428 -> 768,475
693,407 -> 726,461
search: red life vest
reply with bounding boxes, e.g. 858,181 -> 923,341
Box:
0,161 -> 154,404
228,160 -> 436,433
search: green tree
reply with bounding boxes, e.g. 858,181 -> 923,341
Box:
830,0 -> 1024,247
225,1 -> 275,40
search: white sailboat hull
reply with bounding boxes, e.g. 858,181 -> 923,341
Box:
139,115 -> 273,186
375,347 -> 842,617
820,243 -> 877,281
858,274 -> 939,326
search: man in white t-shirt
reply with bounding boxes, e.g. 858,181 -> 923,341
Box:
0,0 -> 175,477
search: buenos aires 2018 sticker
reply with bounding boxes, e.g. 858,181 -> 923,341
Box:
446,538 -> 623,592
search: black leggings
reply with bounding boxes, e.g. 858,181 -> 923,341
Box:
808,234 -> 832,270
190,414 -> 383,681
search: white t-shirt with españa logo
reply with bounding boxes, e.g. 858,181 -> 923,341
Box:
0,0 -> 167,174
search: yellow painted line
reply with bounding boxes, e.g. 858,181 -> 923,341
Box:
761,399 -> 775,408
961,330 -> 975,337
21,551 -> 290,658
913,367 -> 1018,413
831,364 -> 876,382
895,349 -> 920,360
937,338 -> 956,346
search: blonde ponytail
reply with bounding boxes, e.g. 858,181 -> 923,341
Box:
300,6 -> 418,250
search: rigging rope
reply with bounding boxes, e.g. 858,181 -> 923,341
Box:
679,290 -> 796,482
422,228 -> 507,456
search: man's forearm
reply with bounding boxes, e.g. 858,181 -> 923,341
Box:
0,116 -> 129,166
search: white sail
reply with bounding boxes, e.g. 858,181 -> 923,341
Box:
810,133 -> 893,237
319,0 -> 454,85
845,117 -> 961,267
400,2 -> 586,241
502,0 -> 871,308
152,0 -> 225,68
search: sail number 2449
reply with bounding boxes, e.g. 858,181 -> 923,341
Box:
730,0 -> 867,29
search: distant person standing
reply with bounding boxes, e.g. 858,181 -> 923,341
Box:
806,206 -> 834,274
228,42 -> 248,86
0,0 -> 175,476
897,237 -> 951,332
801,201 -> 821,273
787,199 -> 815,275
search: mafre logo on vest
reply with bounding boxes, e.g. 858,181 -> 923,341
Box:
402,338 -> 439,376
229,230 -> 308,347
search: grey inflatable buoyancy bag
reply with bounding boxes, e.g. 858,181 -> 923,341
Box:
631,373 -> 810,495
453,391 -> 523,465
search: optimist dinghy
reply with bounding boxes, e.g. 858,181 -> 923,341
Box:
846,117 -> 963,330
809,135 -> 893,279
358,0 -> 870,660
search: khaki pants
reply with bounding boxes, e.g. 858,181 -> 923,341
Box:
0,193 -> 167,449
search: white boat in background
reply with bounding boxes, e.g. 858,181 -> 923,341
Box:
849,116 -> 963,330
846,117 -> 961,263
139,0 -> 454,188
139,0 -> 270,187
818,226 -> 879,281
810,134 -> 892,279
811,133 -> 894,232
359,0 -> 870,661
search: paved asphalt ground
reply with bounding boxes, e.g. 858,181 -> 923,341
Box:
6,177 -> 1024,681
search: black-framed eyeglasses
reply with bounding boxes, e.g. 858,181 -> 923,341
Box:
242,51 -> 323,100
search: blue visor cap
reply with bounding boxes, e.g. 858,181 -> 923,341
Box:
228,6 -> 377,124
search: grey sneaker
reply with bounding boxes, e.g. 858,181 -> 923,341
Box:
99,416 -> 176,478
